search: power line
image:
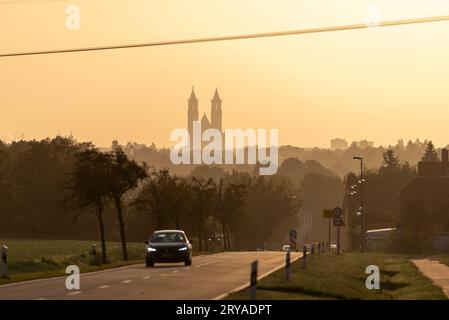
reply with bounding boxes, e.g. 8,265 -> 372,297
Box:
0,0 -> 67,5
0,0 -> 69,5
1,14 -> 449,58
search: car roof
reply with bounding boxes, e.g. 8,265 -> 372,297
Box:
153,230 -> 185,234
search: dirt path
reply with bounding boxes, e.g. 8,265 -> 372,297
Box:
412,259 -> 449,298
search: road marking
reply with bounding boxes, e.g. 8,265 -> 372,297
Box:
184,267 -> 191,270
35,298 -> 46,300
173,270 -> 179,273
122,280 -> 133,284
67,291 -> 82,296
160,273 -> 169,276
98,285 -> 110,289
142,276 -> 150,279
195,265 -> 201,268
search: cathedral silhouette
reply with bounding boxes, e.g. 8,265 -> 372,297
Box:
187,87 -> 222,141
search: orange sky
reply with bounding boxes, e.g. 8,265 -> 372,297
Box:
1,0 -> 449,148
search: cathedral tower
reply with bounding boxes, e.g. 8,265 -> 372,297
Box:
211,88 -> 222,132
187,87 -> 199,142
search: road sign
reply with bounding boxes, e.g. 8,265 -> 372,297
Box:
323,209 -> 334,219
333,216 -> 345,227
289,229 -> 297,251
331,208 -> 345,255
333,207 -> 343,217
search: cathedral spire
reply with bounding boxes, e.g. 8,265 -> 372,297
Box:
212,87 -> 221,106
211,87 -> 222,132
188,86 -> 199,143
188,86 -> 198,104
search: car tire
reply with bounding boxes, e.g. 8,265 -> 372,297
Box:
146,256 -> 155,268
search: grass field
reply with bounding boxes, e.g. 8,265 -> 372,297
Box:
435,255 -> 449,267
0,238 -> 216,285
0,239 -> 146,285
228,252 -> 447,300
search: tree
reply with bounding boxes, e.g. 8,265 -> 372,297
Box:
135,169 -> 191,230
107,148 -> 147,260
422,141 -> 439,162
190,177 -> 216,251
63,146 -> 111,263
381,149 -> 399,169
215,179 -> 246,250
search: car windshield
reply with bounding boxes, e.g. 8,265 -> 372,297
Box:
150,232 -> 185,243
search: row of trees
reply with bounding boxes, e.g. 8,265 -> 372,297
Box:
133,169 -> 300,252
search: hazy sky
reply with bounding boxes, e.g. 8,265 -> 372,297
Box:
1,0 -> 449,148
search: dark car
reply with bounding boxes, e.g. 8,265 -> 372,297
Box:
144,230 -> 192,267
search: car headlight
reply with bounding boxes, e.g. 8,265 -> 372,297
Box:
147,247 -> 157,252
178,246 -> 188,251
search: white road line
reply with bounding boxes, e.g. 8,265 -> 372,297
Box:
142,276 -> 150,280
184,267 -> 191,270
98,285 -> 110,289
122,280 -> 133,284
67,291 -> 82,296
160,274 -> 169,276
173,270 -> 179,273
35,298 -> 46,300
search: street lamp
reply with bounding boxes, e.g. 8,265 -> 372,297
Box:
353,156 -> 365,252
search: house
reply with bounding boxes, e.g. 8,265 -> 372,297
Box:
400,149 -> 449,250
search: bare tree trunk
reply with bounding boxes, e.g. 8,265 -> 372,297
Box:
220,223 -> 226,250
203,223 -> 209,251
222,223 -> 229,251
198,225 -> 203,252
97,202 -> 107,264
113,196 -> 128,261
226,231 -> 231,251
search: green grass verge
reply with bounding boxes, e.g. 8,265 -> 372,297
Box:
0,239 -> 212,285
227,252 -> 447,300
434,255 -> 449,267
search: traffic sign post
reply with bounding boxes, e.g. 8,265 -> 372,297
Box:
332,207 -> 345,255
289,229 -> 297,251
250,260 -> 258,300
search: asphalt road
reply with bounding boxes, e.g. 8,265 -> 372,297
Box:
0,251 -> 301,300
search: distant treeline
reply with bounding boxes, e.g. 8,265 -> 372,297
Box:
118,138 -> 438,178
